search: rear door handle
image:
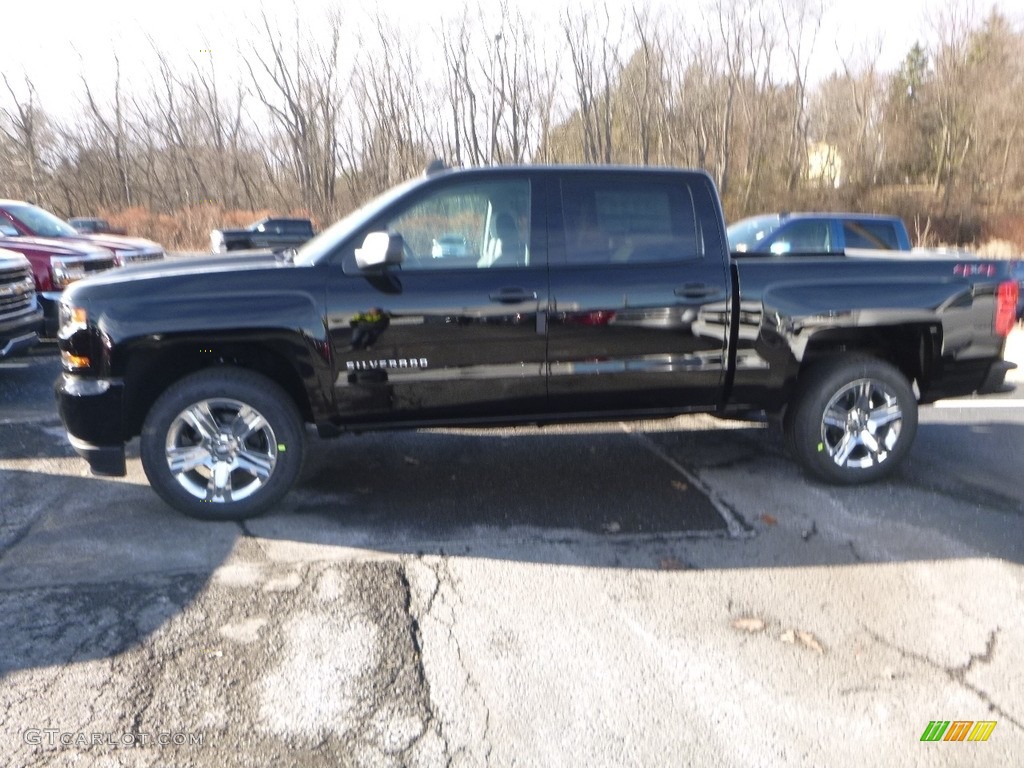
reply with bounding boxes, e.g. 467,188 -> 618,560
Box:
674,283 -> 722,300
489,288 -> 538,304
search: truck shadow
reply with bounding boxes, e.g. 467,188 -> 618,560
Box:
1,420 -> 1023,677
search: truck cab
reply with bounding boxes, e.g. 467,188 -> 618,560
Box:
728,212 -> 912,255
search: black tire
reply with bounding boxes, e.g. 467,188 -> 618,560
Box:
786,356 -> 918,485
140,368 -> 305,520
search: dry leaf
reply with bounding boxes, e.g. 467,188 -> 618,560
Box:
601,521 -> 621,534
780,628 -> 825,654
731,617 -> 765,633
760,514 -> 778,526
671,480 -> 689,492
796,630 -> 825,654
403,456 -> 420,466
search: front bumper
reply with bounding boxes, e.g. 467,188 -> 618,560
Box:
0,306 -> 43,359
55,373 -> 127,476
0,303 -> 42,360
40,291 -> 63,337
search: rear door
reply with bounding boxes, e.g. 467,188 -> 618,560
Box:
546,170 -> 730,412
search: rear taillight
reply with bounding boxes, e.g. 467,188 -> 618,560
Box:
995,280 -> 1019,336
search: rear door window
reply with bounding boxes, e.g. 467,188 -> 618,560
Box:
558,175 -> 700,265
843,220 -> 899,249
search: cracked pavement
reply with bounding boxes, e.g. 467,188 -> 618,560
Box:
1,337 -> 1023,765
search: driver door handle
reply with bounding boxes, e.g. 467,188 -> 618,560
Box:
489,288 -> 537,304
674,283 -> 722,300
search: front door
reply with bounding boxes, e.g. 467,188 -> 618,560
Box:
326,174 -> 548,424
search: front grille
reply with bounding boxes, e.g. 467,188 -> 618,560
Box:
0,264 -> 35,318
119,250 -> 164,265
83,257 -> 117,274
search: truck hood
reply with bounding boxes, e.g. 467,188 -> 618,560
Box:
0,247 -> 30,266
65,252 -> 289,295
65,233 -> 163,255
0,235 -> 113,258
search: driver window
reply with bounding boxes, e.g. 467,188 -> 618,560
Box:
0,221 -> 19,236
382,179 -> 531,270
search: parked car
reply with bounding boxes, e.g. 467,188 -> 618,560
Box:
0,248 -> 43,359
728,212 -> 913,255
210,217 -> 315,253
0,235 -> 116,336
68,217 -> 127,235
431,233 -> 471,258
0,200 -> 164,267
56,165 -> 1018,520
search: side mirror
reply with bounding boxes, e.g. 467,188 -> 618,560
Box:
355,231 -> 405,269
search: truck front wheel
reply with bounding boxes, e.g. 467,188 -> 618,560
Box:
786,356 -> 918,484
140,368 -> 305,520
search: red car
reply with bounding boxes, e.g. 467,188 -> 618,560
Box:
0,200 -> 164,267
0,235 -> 116,336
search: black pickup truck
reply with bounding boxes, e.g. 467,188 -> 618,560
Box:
210,217 -> 315,253
56,166 -> 1020,520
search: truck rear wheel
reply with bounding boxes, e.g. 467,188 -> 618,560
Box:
786,356 -> 917,484
140,368 -> 305,520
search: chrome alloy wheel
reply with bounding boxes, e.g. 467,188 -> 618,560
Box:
164,398 -> 278,503
820,378 -> 903,469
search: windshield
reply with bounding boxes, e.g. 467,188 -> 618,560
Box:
293,177 -> 425,266
727,215 -> 782,252
6,203 -> 79,238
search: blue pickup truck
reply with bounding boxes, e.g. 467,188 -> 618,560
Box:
728,212 -> 912,255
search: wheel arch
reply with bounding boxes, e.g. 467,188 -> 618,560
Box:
798,323 -> 939,395
115,332 -> 325,438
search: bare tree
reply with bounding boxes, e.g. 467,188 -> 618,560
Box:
243,10 -> 346,220
562,3 -> 623,163
81,54 -> 135,207
778,0 -> 825,191
0,74 -> 49,201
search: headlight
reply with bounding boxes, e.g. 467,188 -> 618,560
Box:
50,257 -> 86,288
58,302 -> 91,368
58,301 -> 88,329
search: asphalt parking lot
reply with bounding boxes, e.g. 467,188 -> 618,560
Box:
1,336 -> 1023,766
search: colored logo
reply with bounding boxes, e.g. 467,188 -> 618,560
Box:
920,721 -> 996,742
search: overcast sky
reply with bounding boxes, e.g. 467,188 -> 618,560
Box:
3,0 -> 1022,119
